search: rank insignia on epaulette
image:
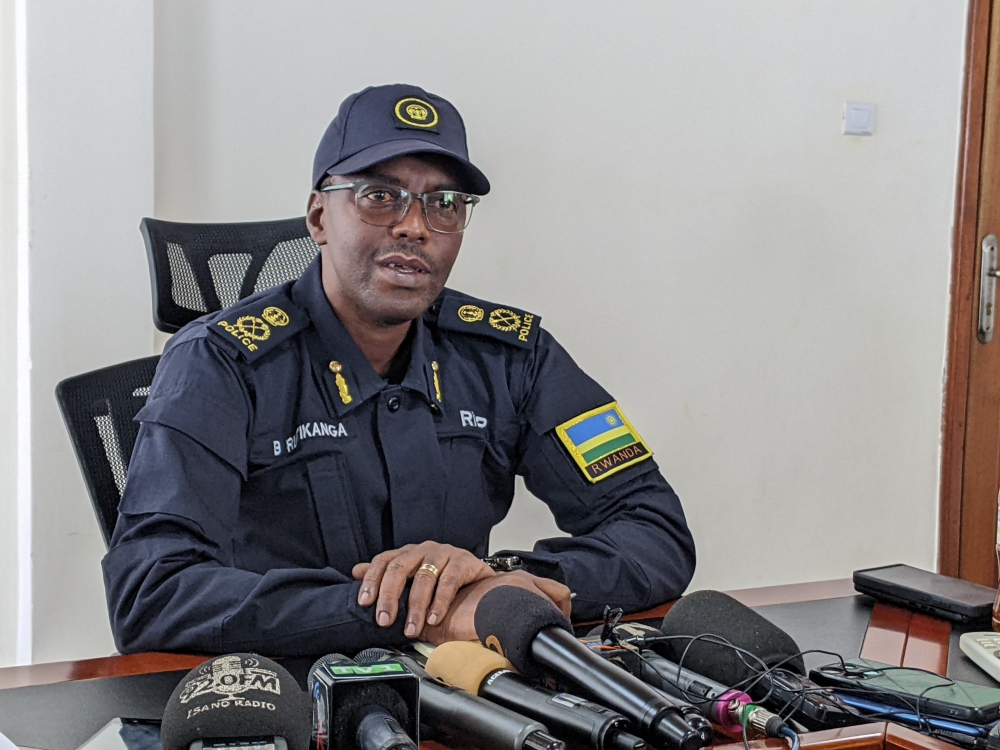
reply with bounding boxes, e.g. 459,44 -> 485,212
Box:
555,402 -> 653,483
435,295 -> 540,349
209,302 -> 306,361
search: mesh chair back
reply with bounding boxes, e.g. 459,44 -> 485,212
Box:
56,356 -> 161,546
140,217 -> 319,333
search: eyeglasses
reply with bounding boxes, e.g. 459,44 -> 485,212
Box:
320,181 -> 479,234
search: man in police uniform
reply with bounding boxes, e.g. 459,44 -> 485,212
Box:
103,84 -> 696,655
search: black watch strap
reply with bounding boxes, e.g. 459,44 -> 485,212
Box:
483,551 -> 567,584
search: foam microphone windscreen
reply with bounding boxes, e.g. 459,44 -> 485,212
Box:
310,651 -> 413,750
354,647 -> 395,664
161,653 -> 311,750
658,591 -> 805,689
474,585 -> 572,680
425,641 -> 516,694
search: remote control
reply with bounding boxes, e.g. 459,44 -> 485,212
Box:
959,631 -> 1000,683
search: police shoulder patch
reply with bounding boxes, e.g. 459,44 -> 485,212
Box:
555,402 -> 652,483
206,294 -> 308,362
433,291 -> 540,349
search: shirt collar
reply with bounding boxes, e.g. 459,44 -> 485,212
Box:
291,256 -> 440,416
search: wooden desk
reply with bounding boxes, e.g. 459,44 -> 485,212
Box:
0,579 -> 967,750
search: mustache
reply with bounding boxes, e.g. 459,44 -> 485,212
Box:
372,244 -> 435,271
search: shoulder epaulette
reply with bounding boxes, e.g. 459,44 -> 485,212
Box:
206,291 -> 309,362
429,289 -> 540,349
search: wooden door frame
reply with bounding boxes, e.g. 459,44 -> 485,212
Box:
939,0 -> 994,578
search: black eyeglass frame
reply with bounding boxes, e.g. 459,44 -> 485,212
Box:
319,181 -> 480,234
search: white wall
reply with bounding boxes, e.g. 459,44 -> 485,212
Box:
0,0 -> 20,666
154,0 -> 967,592
0,0 -> 966,666
17,0 -> 155,664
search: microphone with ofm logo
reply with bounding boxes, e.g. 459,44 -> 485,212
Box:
161,653 -> 311,750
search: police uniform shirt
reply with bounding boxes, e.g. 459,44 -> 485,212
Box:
103,256 -> 696,656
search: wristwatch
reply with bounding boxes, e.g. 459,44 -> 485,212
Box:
482,552 -> 567,584
482,554 -> 524,572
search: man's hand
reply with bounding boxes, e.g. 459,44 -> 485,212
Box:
352,542 -> 496,637
420,570 -> 573,644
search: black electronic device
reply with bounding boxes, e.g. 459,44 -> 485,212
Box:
161,654 -> 311,750
834,692 -> 989,747
75,719 -> 163,750
308,653 -> 419,750
988,720 -> 1000,750
354,647 -> 566,750
761,668 -> 862,730
473,585 -> 705,750
853,564 -> 995,624
810,658 -> 1000,725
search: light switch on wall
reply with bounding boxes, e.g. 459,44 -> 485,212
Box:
844,101 -> 875,135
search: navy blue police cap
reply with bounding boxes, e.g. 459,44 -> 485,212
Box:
312,83 -> 490,195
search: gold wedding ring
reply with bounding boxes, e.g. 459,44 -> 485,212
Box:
418,563 -> 440,579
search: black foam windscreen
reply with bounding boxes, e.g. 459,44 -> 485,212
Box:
330,682 -> 410,750
473,585 -> 572,679
354,648 -> 395,664
161,653 -> 311,750
658,591 -> 805,688
310,650 -> 414,750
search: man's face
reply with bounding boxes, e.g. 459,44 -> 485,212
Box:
306,155 -> 465,327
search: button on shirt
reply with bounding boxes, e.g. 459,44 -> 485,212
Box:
102,257 -> 696,656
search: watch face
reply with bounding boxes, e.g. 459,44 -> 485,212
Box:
484,555 -> 522,572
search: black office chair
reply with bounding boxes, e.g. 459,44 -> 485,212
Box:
58,218 -> 319,543
140,216 -> 319,333
56,356 -> 161,546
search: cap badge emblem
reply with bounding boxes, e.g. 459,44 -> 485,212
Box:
395,97 -> 439,129
262,306 -> 289,327
458,304 -> 484,323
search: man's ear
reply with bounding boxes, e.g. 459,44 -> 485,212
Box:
306,190 -> 328,246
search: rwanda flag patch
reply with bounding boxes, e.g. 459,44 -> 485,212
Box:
555,402 -> 652,483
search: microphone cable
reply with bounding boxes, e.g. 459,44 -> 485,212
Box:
609,622 -> 991,750
595,610 -> 817,750
778,726 -> 800,750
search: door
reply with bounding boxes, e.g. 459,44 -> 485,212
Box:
941,0 -> 1000,585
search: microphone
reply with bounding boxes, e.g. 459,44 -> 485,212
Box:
425,640 -> 646,750
161,653 -> 311,750
307,653 -> 418,750
354,647 -> 566,750
658,591 -> 805,683
657,591 -> 859,730
588,622 -> 786,737
474,586 -> 706,750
